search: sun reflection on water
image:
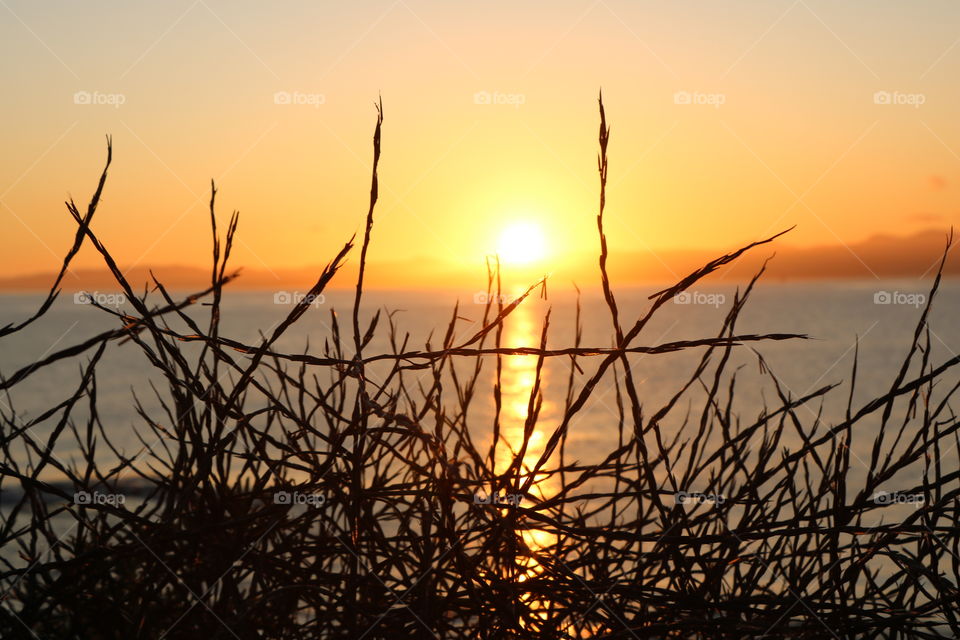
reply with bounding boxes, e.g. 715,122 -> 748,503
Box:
491,302 -> 560,628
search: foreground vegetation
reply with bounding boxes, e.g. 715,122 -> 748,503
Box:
1,98 -> 959,639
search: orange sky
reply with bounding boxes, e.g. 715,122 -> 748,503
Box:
2,1 -> 959,286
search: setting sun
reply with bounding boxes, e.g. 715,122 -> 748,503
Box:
3,2 -> 959,636
497,222 -> 547,265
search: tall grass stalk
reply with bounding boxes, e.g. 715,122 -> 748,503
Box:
1,97 -> 958,639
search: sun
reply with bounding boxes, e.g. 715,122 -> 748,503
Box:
497,221 -> 547,265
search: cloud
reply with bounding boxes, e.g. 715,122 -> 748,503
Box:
906,212 -> 944,223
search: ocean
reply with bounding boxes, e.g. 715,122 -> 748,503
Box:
1,279 -> 957,495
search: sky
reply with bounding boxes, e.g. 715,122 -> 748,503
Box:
1,0 -> 959,287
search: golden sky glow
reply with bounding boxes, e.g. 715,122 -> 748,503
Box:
2,1 -> 959,286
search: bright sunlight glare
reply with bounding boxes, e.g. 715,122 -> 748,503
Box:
497,222 -> 547,265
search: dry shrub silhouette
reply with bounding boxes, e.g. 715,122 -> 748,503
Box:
1,97 -> 959,639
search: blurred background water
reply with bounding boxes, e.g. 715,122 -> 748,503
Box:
1,280 -> 957,511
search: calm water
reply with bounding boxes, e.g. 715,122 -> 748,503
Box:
1,280 -> 958,500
